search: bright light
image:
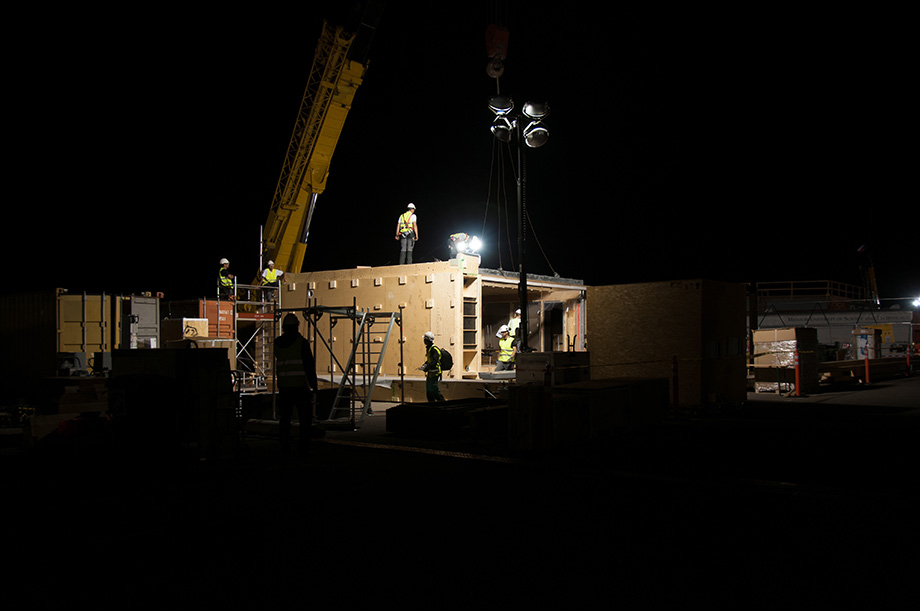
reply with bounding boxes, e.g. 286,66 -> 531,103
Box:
449,233 -> 482,256
913,297 -> 920,308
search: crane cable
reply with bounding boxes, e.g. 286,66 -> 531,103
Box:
482,136 -> 558,276
481,5 -> 557,276
482,137 -> 516,270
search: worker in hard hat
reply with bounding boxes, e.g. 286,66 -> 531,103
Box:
495,325 -> 516,371
218,258 -> 235,301
274,313 -> 318,459
395,203 -> 419,264
448,232 -> 469,259
419,331 -> 445,402
261,260 -> 285,287
508,309 -> 521,347
260,260 -> 284,304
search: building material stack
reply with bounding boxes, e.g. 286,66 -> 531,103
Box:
752,327 -> 819,394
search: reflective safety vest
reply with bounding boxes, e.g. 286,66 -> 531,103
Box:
398,211 -> 415,234
498,336 -> 515,362
426,344 -> 442,377
219,267 -> 232,287
275,335 -> 309,388
262,267 -> 278,285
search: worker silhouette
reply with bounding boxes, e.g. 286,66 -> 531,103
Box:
395,203 -> 419,264
274,313 -> 318,459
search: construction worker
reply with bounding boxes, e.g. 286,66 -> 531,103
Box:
218,258 -> 235,300
274,313 -> 318,459
448,232 -> 469,259
395,203 -> 419,264
420,331 -> 445,402
508,308 -> 521,346
261,260 -> 285,286
495,325 -> 516,371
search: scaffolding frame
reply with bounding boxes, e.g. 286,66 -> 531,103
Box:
278,298 -> 405,429
217,279 -> 280,395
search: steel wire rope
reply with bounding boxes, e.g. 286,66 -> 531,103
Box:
499,139 -> 516,268
523,205 -> 558,277
482,136 -> 518,270
481,137 -> 505,269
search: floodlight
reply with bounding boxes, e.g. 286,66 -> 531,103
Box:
523,121 -> 549,148
522,101 -> 550,120
488,95 -> 514,116
450,233 -> 482,255
491,115 -> 513,142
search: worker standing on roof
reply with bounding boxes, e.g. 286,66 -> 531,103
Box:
395,203 -> 419,264
495,325 -> 516,371
218,258 -> 235,301
420,331 -> 445,402
274,313 -> 318,459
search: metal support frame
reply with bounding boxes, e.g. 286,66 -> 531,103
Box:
217,278 -> 280,394
277,299 -> 404,429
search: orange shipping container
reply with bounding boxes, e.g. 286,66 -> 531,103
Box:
163,299 -> 234,339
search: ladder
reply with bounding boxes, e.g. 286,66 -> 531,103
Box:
328,310 -> 399,423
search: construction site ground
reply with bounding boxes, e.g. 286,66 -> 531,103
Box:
5,375 -> 919,609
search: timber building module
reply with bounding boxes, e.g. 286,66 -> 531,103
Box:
280,255 -> 587,381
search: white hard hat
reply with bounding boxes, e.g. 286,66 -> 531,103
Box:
515,309 -> 521,314
407,203 -> 416,209
267,260 -> 274,266
423,331 -> 434,341
497,325 -> 509,337
220,258 -> 229,265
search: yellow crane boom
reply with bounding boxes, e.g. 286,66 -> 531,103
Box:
261,19 -> 370,277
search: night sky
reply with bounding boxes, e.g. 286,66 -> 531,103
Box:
7,3 -> 915,303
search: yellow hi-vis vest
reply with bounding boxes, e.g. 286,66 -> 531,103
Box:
498,336 -> 515,362
262,267 -> 278,285
398,211 -> 414,234
275,336 -> 309,388
426,344 -> 442,376
219,268 -> 232,287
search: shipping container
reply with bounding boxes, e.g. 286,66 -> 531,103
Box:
0,289 -> 161,388
163,299 -> 235,339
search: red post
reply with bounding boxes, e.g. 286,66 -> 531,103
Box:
794,350 -> 801,397
864,355 -> 871,384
